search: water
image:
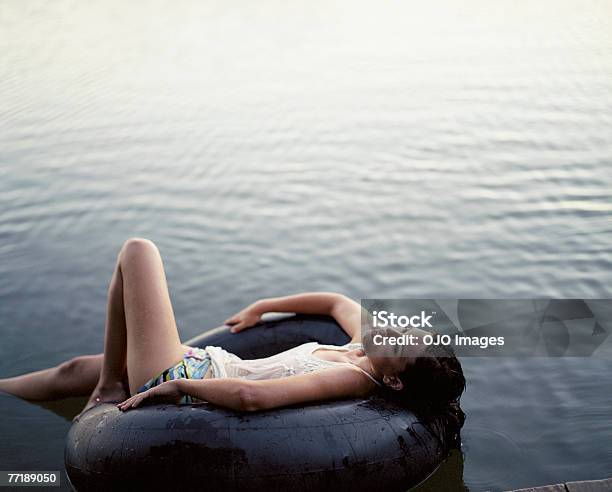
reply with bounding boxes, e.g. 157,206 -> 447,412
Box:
1,1 -> 611,490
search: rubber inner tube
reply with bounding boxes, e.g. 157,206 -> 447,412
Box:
65,314 -> 452,491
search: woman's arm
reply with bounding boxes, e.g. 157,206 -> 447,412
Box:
179,365 -> 373,411
117,366 -> 373,412
225,292 -> 363,342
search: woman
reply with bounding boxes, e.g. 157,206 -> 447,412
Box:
0,238 -> 466,439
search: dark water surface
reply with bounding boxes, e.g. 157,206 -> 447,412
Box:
1,1 -> 611,490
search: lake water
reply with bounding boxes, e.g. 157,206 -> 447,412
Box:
1,1 -> 611,490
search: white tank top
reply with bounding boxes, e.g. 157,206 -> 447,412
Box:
205,341 -> 382,386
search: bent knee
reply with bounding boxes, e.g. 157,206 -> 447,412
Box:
56,356 -> 87,378
57,355 -> 101,380
120,237 -> 159,261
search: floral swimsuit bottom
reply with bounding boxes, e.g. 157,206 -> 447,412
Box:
136,346 -> 211,404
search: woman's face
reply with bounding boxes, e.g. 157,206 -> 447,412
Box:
362,326 -> 430,379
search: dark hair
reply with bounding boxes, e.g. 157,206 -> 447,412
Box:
381,342 -> 466,449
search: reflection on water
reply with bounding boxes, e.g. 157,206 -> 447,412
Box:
414,450 -> 468,492
460,427 -> 525,490
1,0 -> 612,490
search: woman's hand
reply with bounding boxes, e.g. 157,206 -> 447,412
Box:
224,301 -> 263,333
116,380 -> 184,411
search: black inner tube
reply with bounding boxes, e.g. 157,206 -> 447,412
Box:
65,314 -> 451,492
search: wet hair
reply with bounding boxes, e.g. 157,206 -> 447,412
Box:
380,342 -> 466,449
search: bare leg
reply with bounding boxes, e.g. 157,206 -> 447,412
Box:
0,248 -> 130,405
75,252 -> 130,416
1,238 -> 186,418
76,238 -> 186,417
79,249 -> 127,410
0,354 -> 105,400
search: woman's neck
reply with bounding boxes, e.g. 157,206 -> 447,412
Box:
360,357 -> 381,380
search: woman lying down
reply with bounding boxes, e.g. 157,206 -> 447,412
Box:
0,238 -> 466,444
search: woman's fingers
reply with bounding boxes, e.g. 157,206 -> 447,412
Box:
116,398 -> 131,411
116,392 -> 148,411
131,395 -> 144,406
230,321 -> 247,333
115,382 -> 182,411
225,314 -> 240,325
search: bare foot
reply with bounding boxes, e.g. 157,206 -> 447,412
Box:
73,381 -> 128,422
